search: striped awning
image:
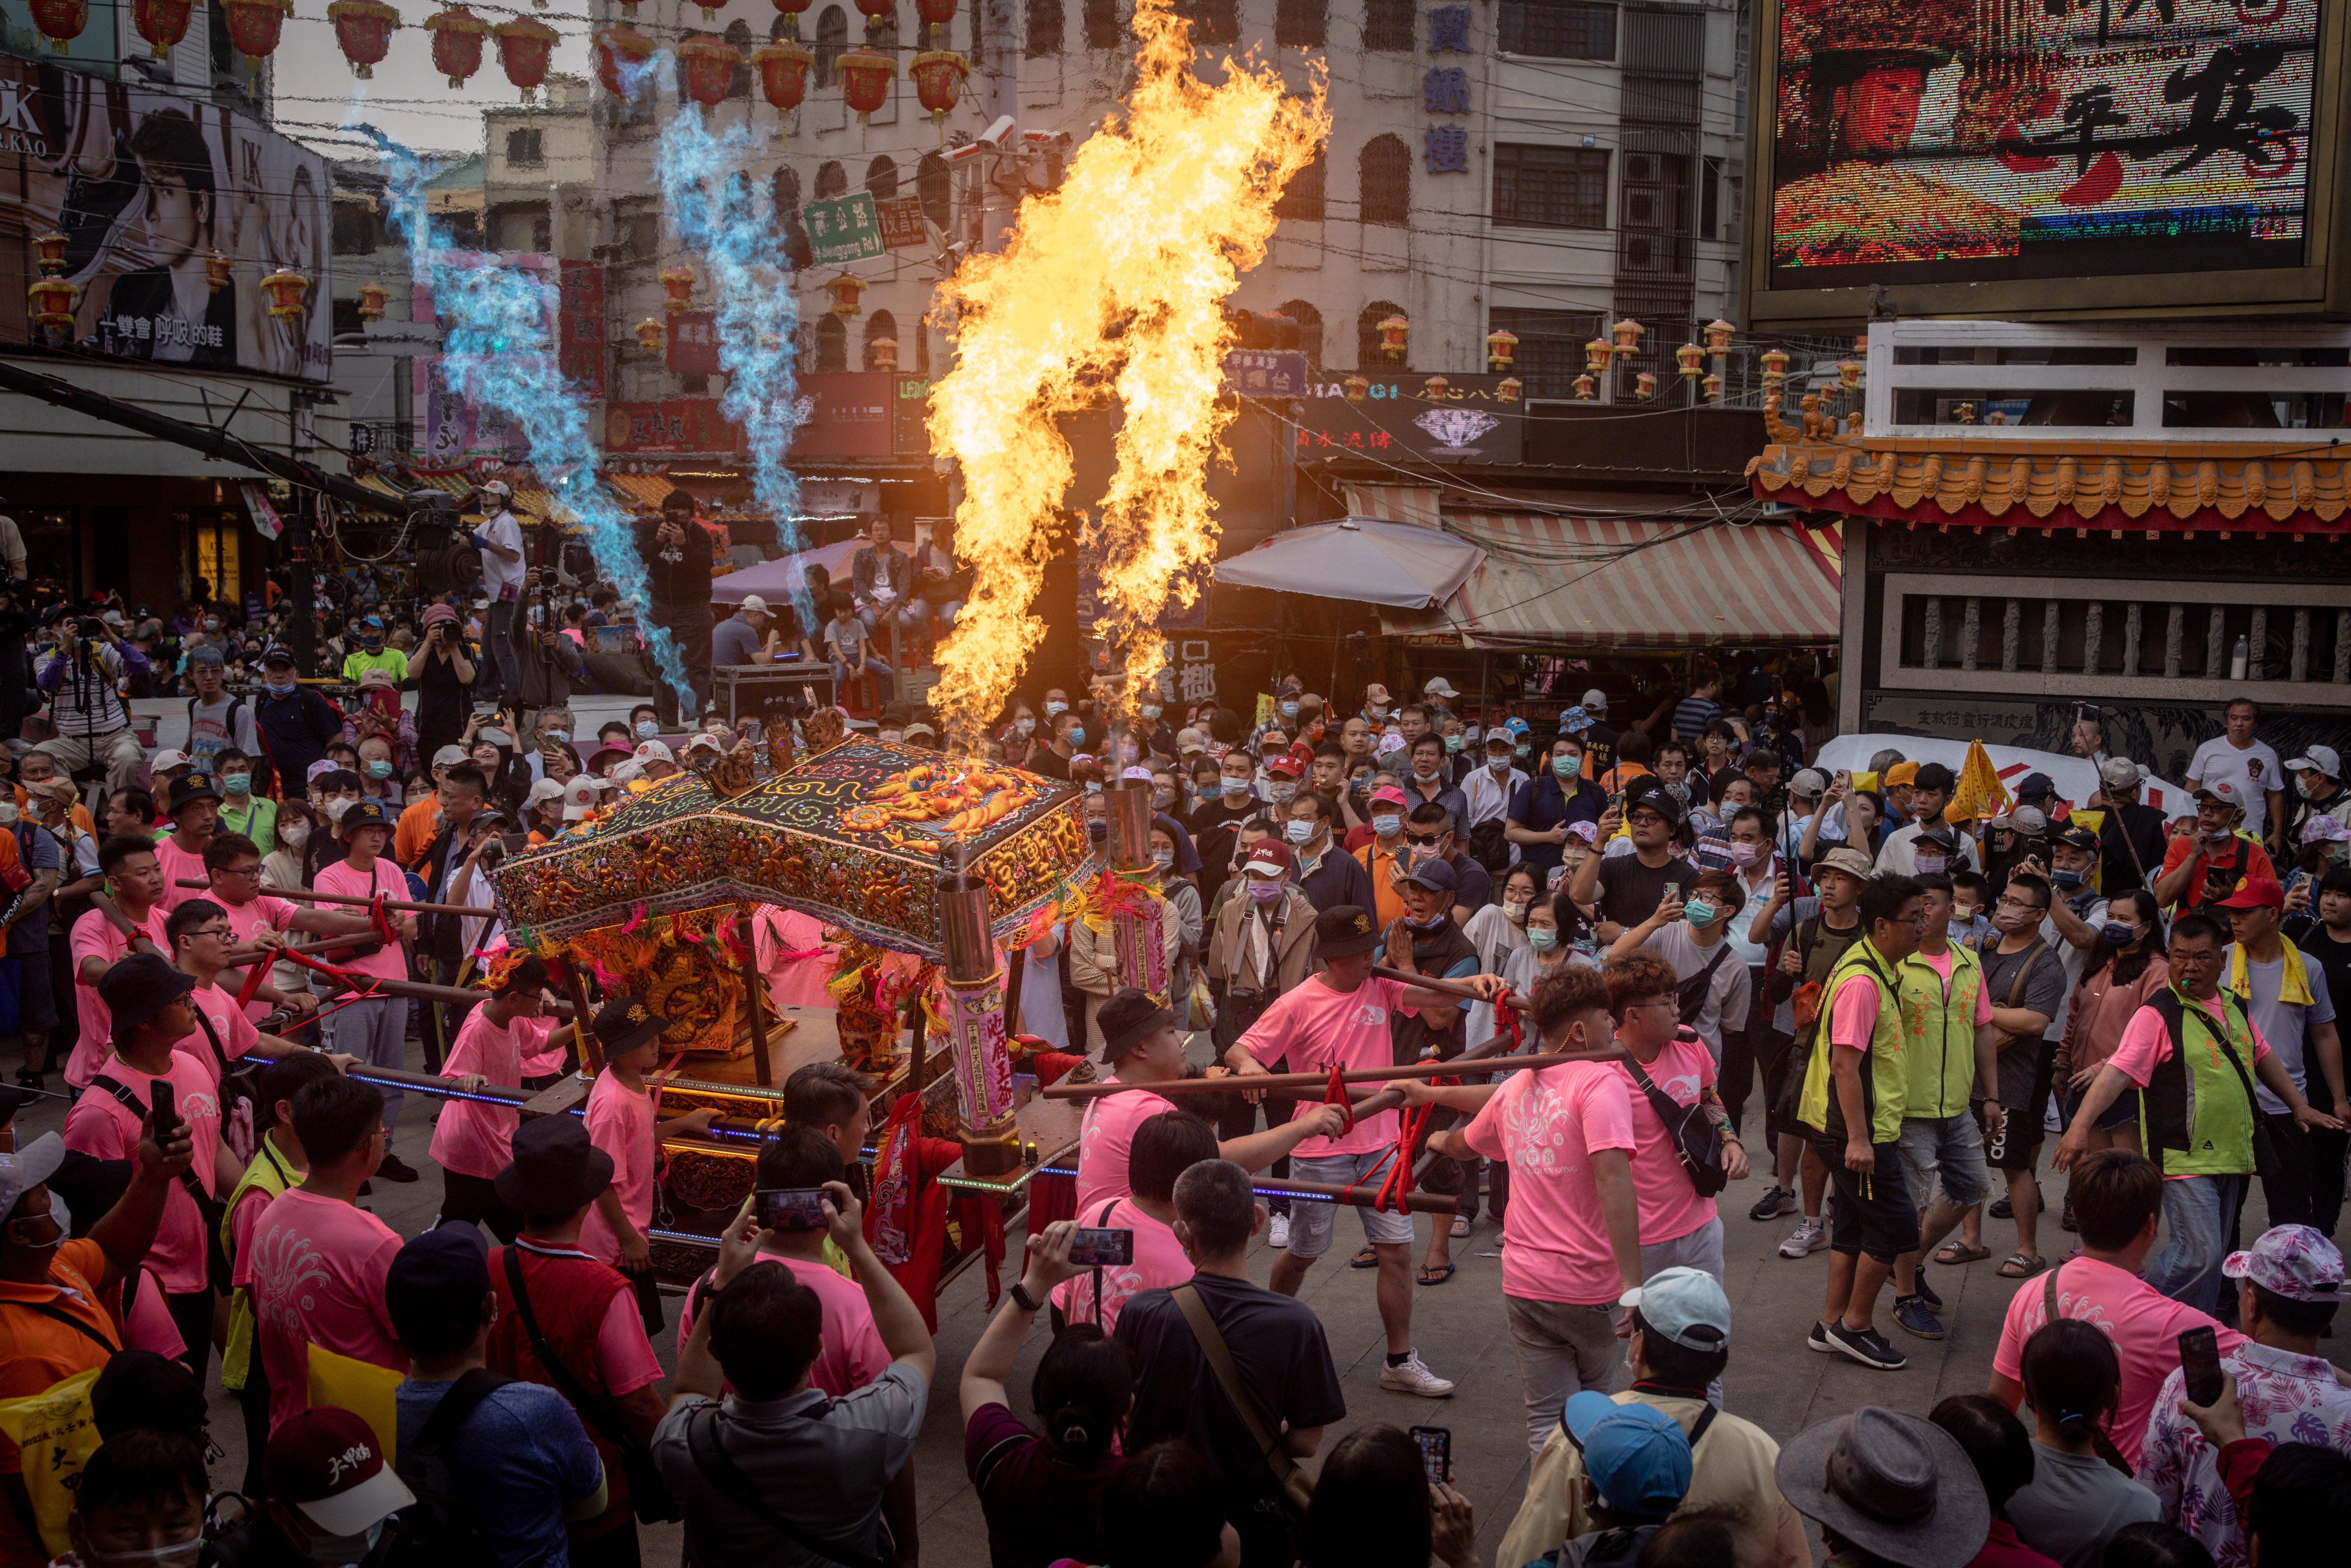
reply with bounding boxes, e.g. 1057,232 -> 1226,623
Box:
1342,483 -> 1444,529
1379,513 -> 1845,648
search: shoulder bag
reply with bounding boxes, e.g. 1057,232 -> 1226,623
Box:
1170,1282 -> 1314,1513
91,1072 -> 228,1291
500,1247 -> 681,1524
1622,1031 -> 1727,1197
1675,945 -> 1733,1028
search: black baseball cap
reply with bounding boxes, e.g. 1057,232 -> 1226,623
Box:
1314,904 -> 1380,957
341,799 -> 391,832
592,995 -> 669,1056
1097,988 -> 1176,1064
384,1222 -> 492,1350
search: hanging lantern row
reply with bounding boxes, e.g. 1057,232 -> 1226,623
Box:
327,0 -> 398,79
1343,375 -> 1369,403
496,14 -> 560,98
132,0 -> 193,57
1838,359 -> 1864,389
222,0 -> 292,61
678,30 -> 737,106
1572,373 -> 1594,400
855,0 -> 892,34
424,4 -> 488,88
771,0 -> 811,37
1583,338 -> 1611,375
25,0 -> 86,53
915,0 -> 957,46
206,251 -> 232,291
1760,348 -> 1790,385
839,46 -> 896,127
826,273 -> 864,317
31,233 -> 66,277
261,268 -> 310,321
869,335 -> 898,371
1675,342 -> 1703,378
659,265 -> 699,316
1702,372 -> 1723,402
1634,370 -> 1657,400
1376,314 -> 1408,360
1422,374 -> 1448,400
909,49 -> 967,140
1497,376 -> 1521,403
27,276 -> 80,334
754,40 -> 815,112
1705,317 -> 1734,354
595,23 -> 657,95
1484,328 -> 1516,370
635,317 -> 666,353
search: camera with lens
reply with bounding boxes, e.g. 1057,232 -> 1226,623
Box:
76,617 -> 105,639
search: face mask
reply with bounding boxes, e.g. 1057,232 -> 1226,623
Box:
1413,766 -> 1441,784
1066,727 -> 1086,748
1551,754 -> 1578,778
1952,903 -> 1978,923
1443,735 -> 1463,753
1372,813 -> 1401,837
365,760 -> 393,780
879,730 -> 904,744
1487,756 -> 1510,774
1141,705 -> 1162,721
1502,898 -> 1530,925
1152,788 -> 1176,810
1527,926 -> 1559,952
1683,899 -> 1719,929
281,822 -> 311,849
546,729 -> 570,745
264,677 -> 296,696
11,1200 -> 64,1251
1914,853 -> 1947,876
1246,879 -> 1282,905
1366,704 -> 1387,719
1151,848 -> 1174,870
1086,820 -> 1107,842
1283,819 -> 1316,847
203,619 -> 221,633
2099,922 -> 2139,946
1407,909 -> 1449,932
0,804 -> 15,828
1015,717 -> 1037,737
1516,744 -> 1531,760
1044,701 -> 1069,717
636,720 -> 660,740
325,798 -> 358,822
1280,701 -> 1298,719
1221,779 -> 1250,800
222,773 -> 251,795
1084,781 -> 1103,796
1265,783 -> 1296,804
2051,867 -> 2085,890
299,1520 -> 385,1565
2297,775 -> 2324,799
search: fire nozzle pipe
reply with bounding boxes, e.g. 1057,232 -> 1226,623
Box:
934,871 -> 1020,1173
1102,778 -> 1154,873
936,872 -> 996,987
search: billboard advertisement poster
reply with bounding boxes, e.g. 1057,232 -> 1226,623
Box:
2,57 -> 331,381
668,307 -> 721,376
1766,0 -> 2318,289
787,371 -> 894,458
602,399 -> 744,456
1294,372 -> 1525,464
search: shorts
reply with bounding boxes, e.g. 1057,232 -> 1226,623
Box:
1897,1112 -> 1990,1211
1814,1138 -> 1917,1263
2062,1082 -> 2140,1132
1285,1152 -> 1417,1257
1980,1041 -> 2055,1173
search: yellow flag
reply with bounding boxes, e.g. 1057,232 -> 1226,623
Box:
307,1344 -> 407,1464
1946,740 -> 2011,825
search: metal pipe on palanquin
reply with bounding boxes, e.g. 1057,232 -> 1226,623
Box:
938,871 -> 1020,1174
1101,778 -> 1169,1001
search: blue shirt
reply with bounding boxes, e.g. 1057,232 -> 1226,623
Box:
711,615 -> 764,668
396,1376 -> 602,1568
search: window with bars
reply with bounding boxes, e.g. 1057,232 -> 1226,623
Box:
1358,300 -> 1405,370
1276,147 -> 1326,220
1277,298 -> 1325,365
1027,0 -> 1064,54
1276,0 -> 1327,46
816,315 -> 848,372
1488,308 -> 1599,397
725,18 -> 754,98
1498,0 -> 1614,58
1493,143 -> 1608,229
1173,0 -> 1238,44
1362,0 -> 1414,50
917,151 -> 950,229
1083,0 -> 1120,46
1359,134 -> 1410,225
815,6 -> 847,85
867,155 -> 899,199
815,160 -> 848,199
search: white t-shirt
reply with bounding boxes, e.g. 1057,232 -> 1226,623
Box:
2188,735 -> 2284,836
479,508 -> 527,599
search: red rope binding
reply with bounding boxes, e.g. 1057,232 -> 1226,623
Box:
1322,1064 -> 1355,1134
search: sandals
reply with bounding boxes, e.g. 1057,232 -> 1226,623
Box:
1935,1241 -> 1991,1265
1996,1252 -> 2047,1280
1450,1215 -> 1471,1239
1417,1263 -> 1457,1286
1349,1246 -> 1380,1269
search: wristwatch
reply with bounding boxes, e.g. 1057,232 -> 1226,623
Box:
1008,1280 -> 1043,1313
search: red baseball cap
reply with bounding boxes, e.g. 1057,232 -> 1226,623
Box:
265,1407 -> 416,1536
2218,874 -> 2285,911
1265,753 -> 1304,780
1241,840 -> 1294,877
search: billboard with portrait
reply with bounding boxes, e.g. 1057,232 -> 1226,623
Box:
0,56 -> 331,381
1748,0 -> 2349,323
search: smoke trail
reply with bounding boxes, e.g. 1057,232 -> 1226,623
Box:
655,106 -> 815,633
370,127 -> 697,714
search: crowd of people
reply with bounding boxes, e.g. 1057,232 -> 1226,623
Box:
0,528 -> 2349,1568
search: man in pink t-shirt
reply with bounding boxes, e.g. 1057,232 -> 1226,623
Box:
1053,1100 -> 1220,1335
249,1074 -> 407,1433
432,954 -> 562,1243
64,835 -> 170,1089
309,801 -> 422,1176
1227,903 -> 1511,1401
1421,959 -> 1643,1453
198,832 -> 371,1023
151,776 -> 221,915
1987,1148 -> 2244,1469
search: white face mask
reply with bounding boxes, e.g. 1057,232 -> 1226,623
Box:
1221,777 -> 1251,799
298,1520 -> 385,1565
1265,783 -> 1296,804
280,821 -> 311,848
1372,814 -> 1401,838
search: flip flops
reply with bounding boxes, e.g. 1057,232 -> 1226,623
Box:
1350,1246 -> 1380,1268
1417,1263 -> 1457,1286
1935,1241 -> 1991,1265
1996,1252 -> 2047,1280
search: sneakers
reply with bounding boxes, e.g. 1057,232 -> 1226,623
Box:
1806,1320 -> 1835,1354
375,1153 -> 422,1184
1779,1216 -> 1829,1258
1824,1319 -> 1909,1370
1891,1295 -> 1946,1341
1748,1185 -> 1798,1222
1912,1273 -> 1943,1311
1268,1213 -> 1290,1250
1379,1352 -> 1456,1397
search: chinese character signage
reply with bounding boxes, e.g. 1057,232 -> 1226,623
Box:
668,308 -> 722,376
1766,0 -> 2317,288
801,192 -> 886,265
1294,373 -> 1524,465
1220,349 -> 1310,397
893,375 -> 933,455
874,195 -> 930,250
0,56 -> 332,381
601,399 -> 745,455
787,371 -> 894,458
558,261 -> 605,398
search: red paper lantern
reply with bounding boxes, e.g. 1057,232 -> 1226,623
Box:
495,16 -> 559,97
659,265 -> 698,317
635,317 -> 666,353
205,251 -> 232,292
914,0 -> 955,44
26,277 -> 79,335
423,6 -> 488,88
1376,313 -> 1408,360
30,233 -> 67,277
594,23 -> 657,95
868,336 -> 898,371
837,48 -> 896,121
753,41 -> 815,112
327,0 -> 401,79
25,0 -> 87,53
856,0 -> 894,40
1484,328 -> 1516,369
1342,375 -> 1367,404
357,281 -> 389,321
825,274 -> 864,317
131,0 -> 193,58
1422,375 -> 1448,400
772,0 -> 812,35
1497,377 -> 1522,403
908,49 -> 966,133
261,268 -> 310,321
677,33 -> 737,107
220,0 -> 292,60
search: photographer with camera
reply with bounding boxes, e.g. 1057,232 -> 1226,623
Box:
34,607 -> 149,794
410,603 -> 478,767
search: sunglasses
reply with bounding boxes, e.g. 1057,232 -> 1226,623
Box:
1404,831 -> 1448,845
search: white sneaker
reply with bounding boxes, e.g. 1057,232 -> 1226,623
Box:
1268,1213 -> 1290,1250
1379,1352 -> 1456,1397
1779,1216 -> 1829,1258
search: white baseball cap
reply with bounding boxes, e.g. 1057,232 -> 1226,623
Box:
1581,688 -> 1608,710
1423,677 -> 1460,699
2287,745 -> 2342,779
432,745 -> 470,769
150,749 -> 191,773
737,594 -> 771,617
0,1132 -> 65,1225
2194,779 -> 2248,809
633,739 -> 676,765
524,777 -> 565,808
562,776 -> 601,821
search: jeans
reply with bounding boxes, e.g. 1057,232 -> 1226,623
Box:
1503,1294 -> 1623,1456
328,995 -> 412,1132
1897,1112 -> 1991,1210
831,655 -> 895,702
484,600 -> 515,701
930,598 -> 964,629
2146,1173 -> 2244,1315
857,600 -> 925,635
1636,1215 -> 1726,1406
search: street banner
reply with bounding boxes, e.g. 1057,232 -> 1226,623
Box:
803,192 -> 885,265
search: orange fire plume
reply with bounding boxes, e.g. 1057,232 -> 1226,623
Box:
926,0 -> 1328,746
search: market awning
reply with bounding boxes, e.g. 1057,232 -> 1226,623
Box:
1212,515 -> 1485,609
1378,513 -> 1843,648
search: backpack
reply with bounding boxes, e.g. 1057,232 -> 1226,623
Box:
388,1369 -> 512,1568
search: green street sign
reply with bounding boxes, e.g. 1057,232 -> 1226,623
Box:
802,191 -> 885,265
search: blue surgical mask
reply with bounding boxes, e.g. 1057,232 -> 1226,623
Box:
222,773 -> 251,795
2099,922 -> 2138,946
1407,909 -> 1449,931
2051,867 -> 2085,890
1141,705 -> 1162,721
547,730 -> 570,745
1683,899 -> 1719,929
635,720 -> 660,740
264,677 -> 296,696
1372,814 -> 1401,837
1443,735 -> 1463,753
1527,926 -> 1559,952
365,760 -> 394,781
1280,701 -> 1298,718
1284,819 -> 1314,845
1066,727 -> 1085,748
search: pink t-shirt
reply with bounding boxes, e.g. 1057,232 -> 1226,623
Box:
152,837 -> 210,912
1609,1034 -> 1719,1246
1049,1198 -> 1191,1336
679,1253 -> 890,1397
1074,1075 -> 1178,1218
1239,975 -> 1413,1158
62,1052 -> 222,1293
1461,1060 -> 1638,1305
430,1009 -> 558,1180
178,980 -> 261,1068
1992,1255 -> 2245,1469
64,905 -> 169,1089
119,1268 -> 184,1360
754,907 -> 840,1010
249,1187 -> 406,1433
217,893 -> 298,1021
2106,995 -> 2274,1086
309,858 -> 411,982
578,1072 -> 654,1266
1829,971 -> 1888,1052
